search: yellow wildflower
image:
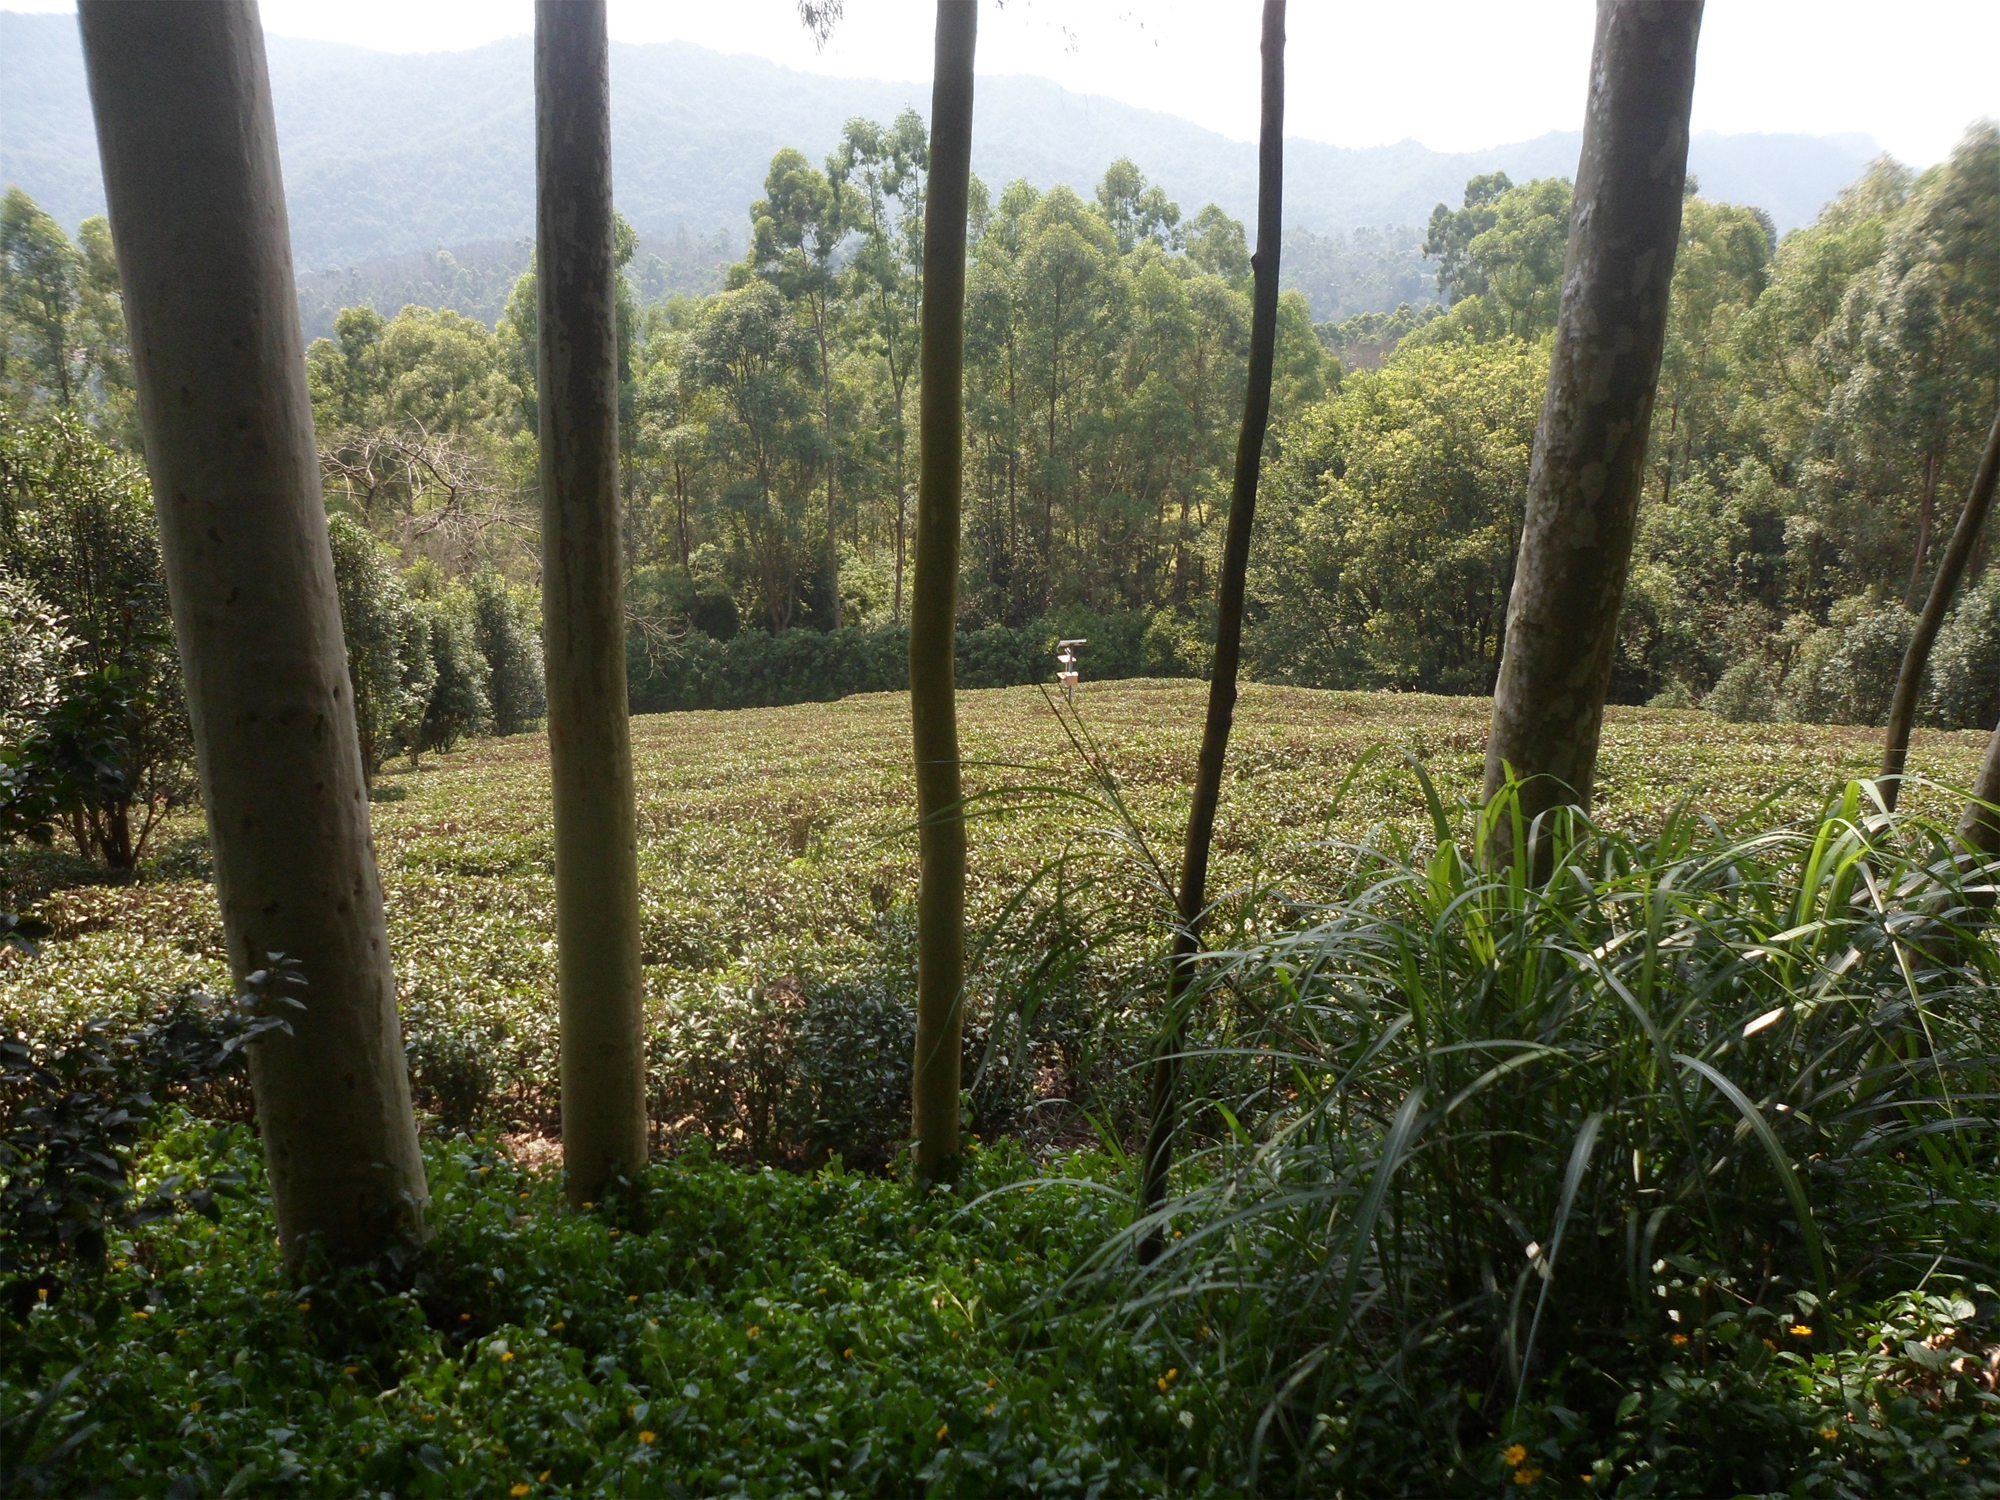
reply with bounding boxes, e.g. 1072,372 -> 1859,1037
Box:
1502,1444 -> 1528,1467
638,1431 -> 655,1445
1789,1324 -> 1812,1337
1670,1333 -> 1689,1346
1819,1427 -> 1839,1440
511,1487 -> 530,1497
1515,1467 -> 1542,1486
500,1351 -> 514,1363
936,1424 -> 949,1440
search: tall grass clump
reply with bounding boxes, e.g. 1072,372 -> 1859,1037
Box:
1105,773 -> 1998,1492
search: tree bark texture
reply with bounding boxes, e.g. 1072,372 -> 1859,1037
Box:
78,0 -> 426,1263
909,0 -> 976,1184
1138,0 -> 1286,1259
1482,0 -> 1703,835
1881,404 -> 2000,812
536,0 -> 649,1207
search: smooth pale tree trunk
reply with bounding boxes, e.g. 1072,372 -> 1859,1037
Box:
1482,0 -> 1703,851
536,0 -> 649,1207
909,0 -> 976,1185
1880,403 -> 2000,812
1138,0 -> 1286,1263
1958,722 -> 2000,854
78,0 -> 425,1264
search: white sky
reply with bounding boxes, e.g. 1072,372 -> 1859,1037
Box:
13,1 -> 1998,166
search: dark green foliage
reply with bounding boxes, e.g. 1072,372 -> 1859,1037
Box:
626,607 -> 1179,713
326,514 -> 432,779
415,595 -> 490,755
1929,570 -> 2000,730
467,570 -> 544,737
0,968 -> 296,1290
0,415 -> 192,867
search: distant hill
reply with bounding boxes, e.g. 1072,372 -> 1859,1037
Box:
5,10 -> 1880,323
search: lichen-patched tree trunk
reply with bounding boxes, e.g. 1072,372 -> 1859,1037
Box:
909,0 -> 977,1185
536,0 -> 649,1207
1482,0 -> 1703,848
78,0 -> 425,1263
1881,403 -> 2000,812
1139,0 -> 1286,1262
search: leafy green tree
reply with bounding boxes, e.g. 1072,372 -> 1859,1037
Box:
1827,123 -> 2000,608
1249,339 -> 1546,692
1095,157 -> 1181,254
415,587 -> 490,753
683,281 -> 818,631
1423,170 -> 1511,304
744,148 -> 854,626
0,188 -> 81,409
469,568 -> 545,735
837,109 -> 928,621
326,513 -> 432,778
0,413 -> 192,867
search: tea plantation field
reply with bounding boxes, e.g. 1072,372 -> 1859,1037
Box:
3,681 -> 1986,1143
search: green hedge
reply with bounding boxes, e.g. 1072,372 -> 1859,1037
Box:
628,607 -> 1191,713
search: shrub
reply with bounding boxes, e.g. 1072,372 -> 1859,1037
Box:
0,572 -> 74,739
1928,569 -> 2000,731
0,969 -> 295,1291
327,514 -> 432,778
469,571 -> 544,736
1779,593 -> 1914,725
0,415 -> 193,868
415,592 -> 490,754
626,608 -> 1189,714
1702,657 -> 1778,722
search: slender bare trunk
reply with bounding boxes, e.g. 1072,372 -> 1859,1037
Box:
1137,0 -> 1286,1261
536,0 -> 648,1207
1882,404 -> 2000,810
79,0 -> 425,1264
1482,0 -> 1702,854
1907,449 -> 1942,611
909,0 -> 975,1185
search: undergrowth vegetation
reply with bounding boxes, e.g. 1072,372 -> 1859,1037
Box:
4,682 -> 1999,1493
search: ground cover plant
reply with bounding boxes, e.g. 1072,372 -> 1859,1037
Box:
4,681 -> 2000,1494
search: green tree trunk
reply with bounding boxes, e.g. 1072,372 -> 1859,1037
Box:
1138,0 -> 1287,1260
909,0 -> 977,1185
77,0 -> 426,1264
1881,403 -> 2000,811
536,0 -> 649,1207
1482,0 -> 1703,851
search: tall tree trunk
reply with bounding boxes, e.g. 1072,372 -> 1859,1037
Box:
1881,404 -> 2000,811
909,0 -> 976,1186
1958,716 -> 2000,854
78,0 -> 426,1264
536,0 -> 649,1207
1907,449 -> 1942,612
1137,0 -> 1286,1261
1481,0 -> 1702,854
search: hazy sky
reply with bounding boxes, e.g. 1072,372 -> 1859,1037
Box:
13,1 -> 1998,166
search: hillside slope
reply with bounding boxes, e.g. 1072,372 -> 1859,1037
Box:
5,10 -> 1876,280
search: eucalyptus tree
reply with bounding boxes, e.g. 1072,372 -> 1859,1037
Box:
535,0 -> 649,1207
1482,0 -> 1703,848
747,149 -> 854,627
909,0 -> 976,1185
1138,0 -> 1287,1257
78,0 -> 426,1262
1881,404 -> 2000,810
839,110 -> 929,621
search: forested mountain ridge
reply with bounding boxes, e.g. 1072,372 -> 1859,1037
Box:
5,9 -> 1873,286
